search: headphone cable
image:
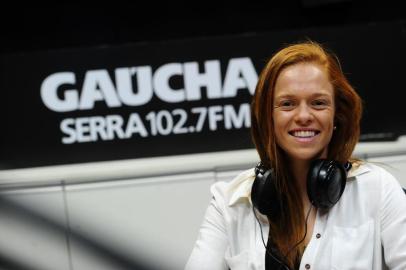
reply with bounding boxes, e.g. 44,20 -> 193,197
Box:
253,204 -> 313,270
284,204 -> 313,259
252,204 -> 290,270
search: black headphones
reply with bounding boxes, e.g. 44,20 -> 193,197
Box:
251,159 -> 352,217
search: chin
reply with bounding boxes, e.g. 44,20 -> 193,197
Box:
288,150 -> 327,161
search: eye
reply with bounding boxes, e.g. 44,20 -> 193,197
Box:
311,99 -> 330,109
276,99 -> 296,110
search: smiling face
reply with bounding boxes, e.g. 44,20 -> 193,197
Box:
273,62 -> 335,162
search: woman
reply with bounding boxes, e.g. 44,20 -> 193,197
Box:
185,41 -> 406,270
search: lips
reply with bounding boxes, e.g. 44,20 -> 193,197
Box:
289,129 -> 320,138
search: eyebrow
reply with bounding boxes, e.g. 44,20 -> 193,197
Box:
274,92 -> 333,100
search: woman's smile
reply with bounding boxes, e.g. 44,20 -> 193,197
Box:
289,128 -> 321,142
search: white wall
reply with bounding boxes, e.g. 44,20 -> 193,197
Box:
0,137 -> 405,269
66,173 -> 215,270
0,187 -> 71,270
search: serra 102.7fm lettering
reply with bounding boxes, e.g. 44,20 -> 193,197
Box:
60,104 -> 250,144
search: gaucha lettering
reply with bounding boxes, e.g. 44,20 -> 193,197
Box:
40,57 -> 258,112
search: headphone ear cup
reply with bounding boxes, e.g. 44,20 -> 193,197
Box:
307,159 -> 347,209
252,167 -> 282,217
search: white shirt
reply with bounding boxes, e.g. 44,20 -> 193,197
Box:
185,163 -> 406,270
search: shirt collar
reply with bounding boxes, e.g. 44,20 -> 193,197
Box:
227,168 -> 256,207
347,162 -> 371,178
227,163 -> 371,207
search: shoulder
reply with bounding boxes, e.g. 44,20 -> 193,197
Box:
332,162 -> 403,223
349,161 -> 399,188
210,168 -> 256,208
345,162 -> 402,205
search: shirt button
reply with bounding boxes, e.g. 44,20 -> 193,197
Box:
305,264 -> 311,269
316,233 -> 321,239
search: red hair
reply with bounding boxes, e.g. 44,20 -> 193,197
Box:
251,40 -> 362,267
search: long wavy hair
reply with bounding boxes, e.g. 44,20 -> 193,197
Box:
251,41 -> 362,268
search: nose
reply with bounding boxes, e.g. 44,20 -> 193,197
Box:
294,103 -> 313,125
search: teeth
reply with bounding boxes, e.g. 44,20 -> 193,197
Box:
293,131 -> 316,137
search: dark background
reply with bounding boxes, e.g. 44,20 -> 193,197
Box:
1,1 -> 405,54
1,1 -> 405,169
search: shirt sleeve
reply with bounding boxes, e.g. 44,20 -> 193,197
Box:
185,184 -> 229,270
379,168 -> 406,270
